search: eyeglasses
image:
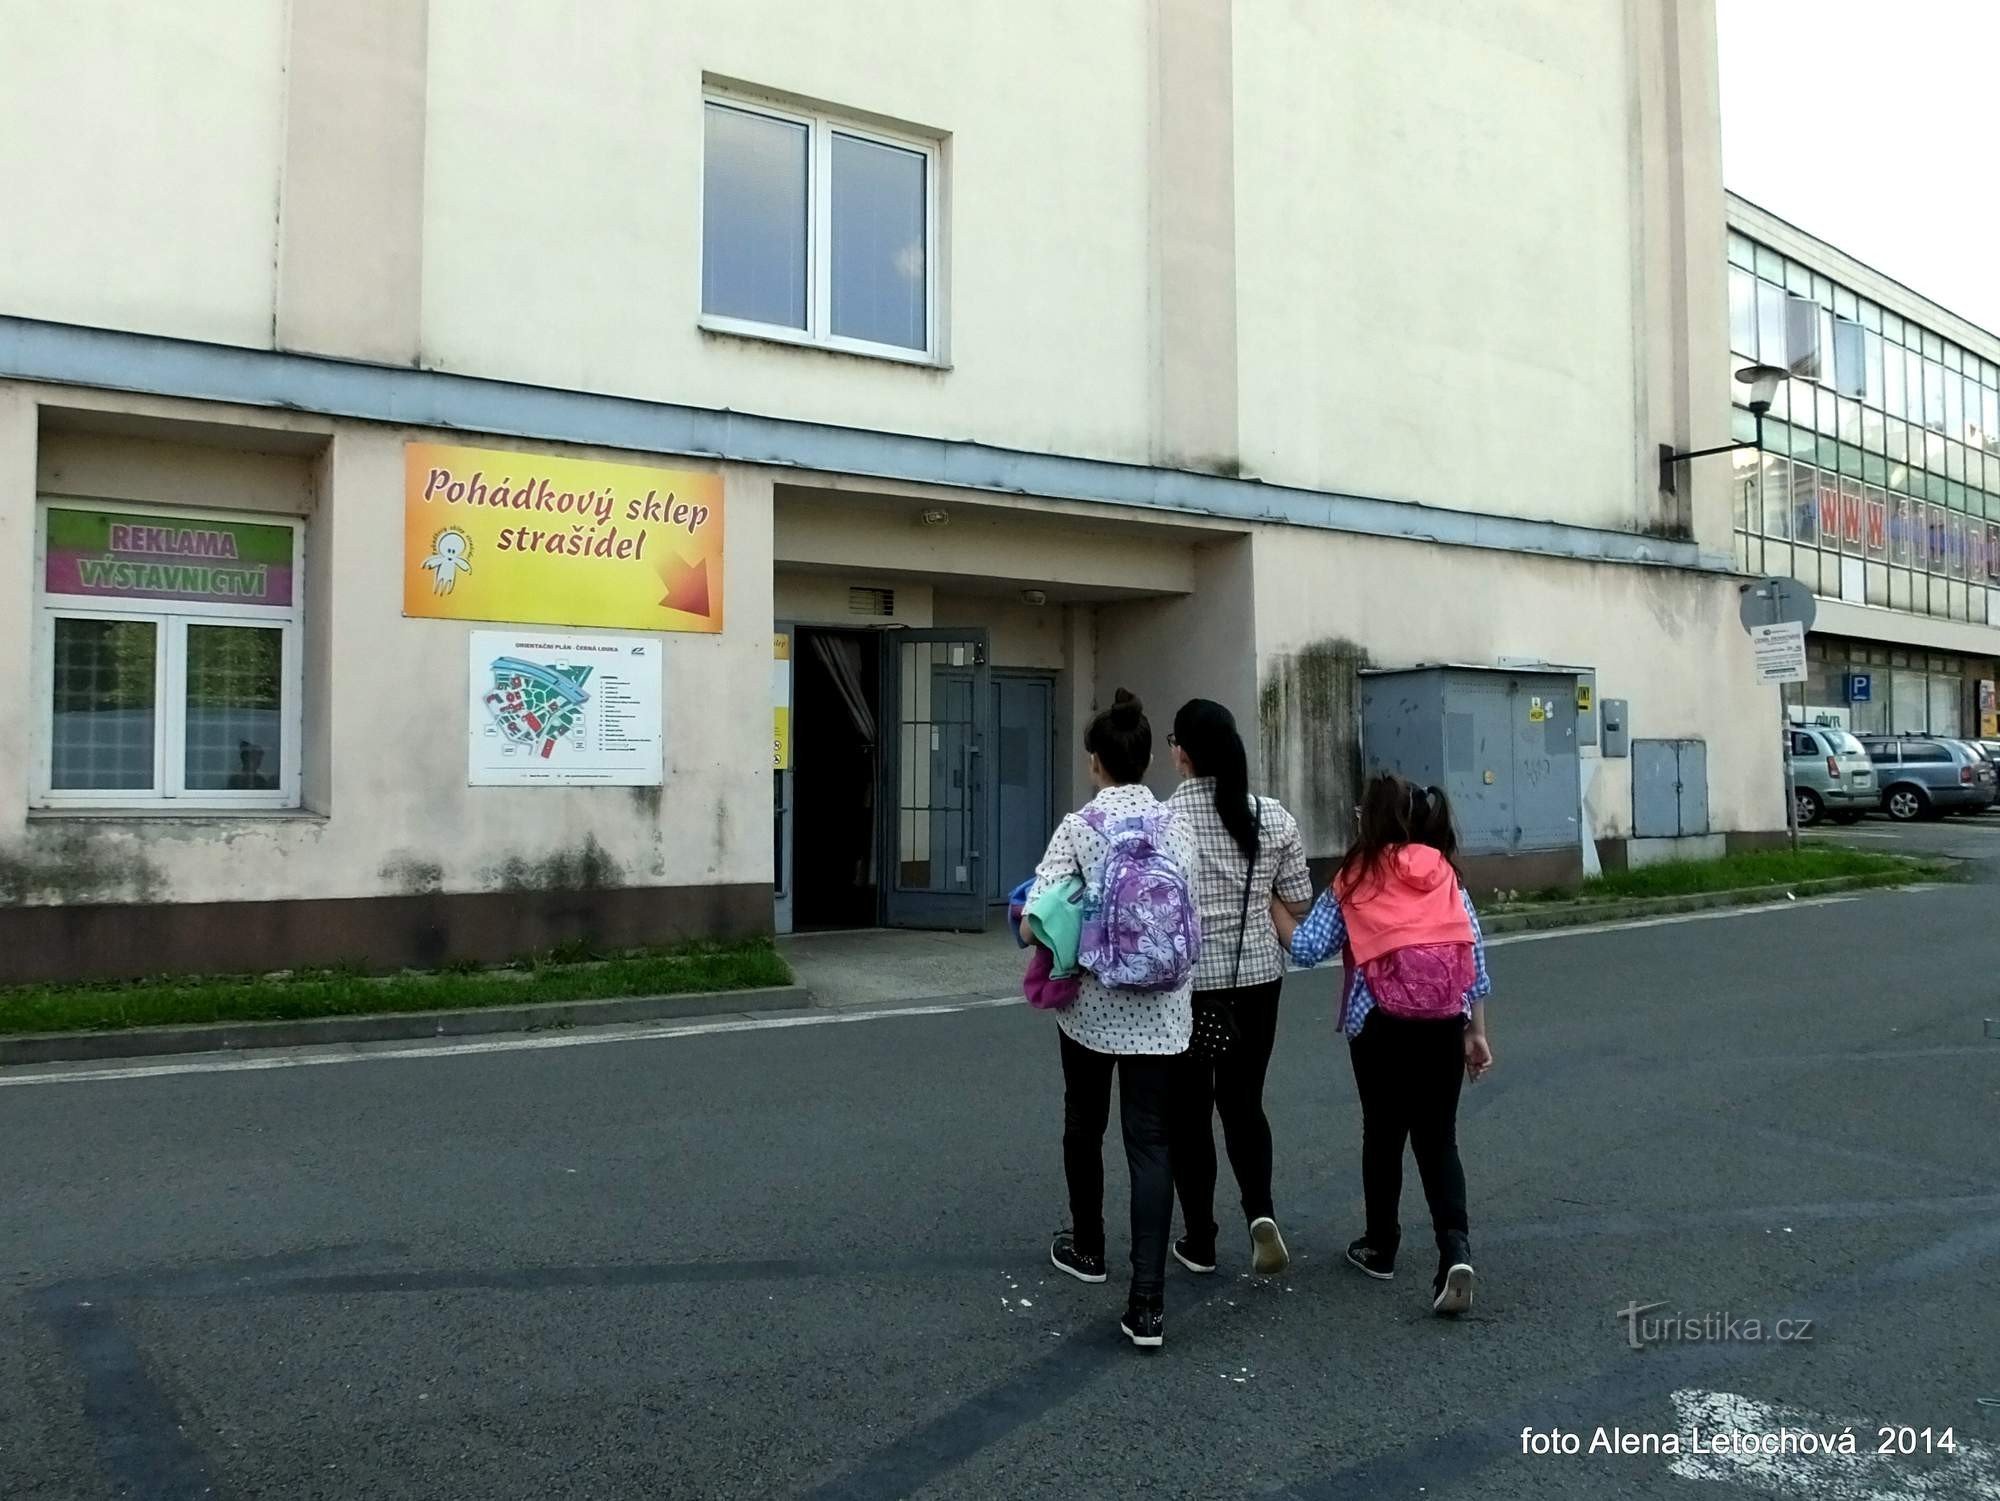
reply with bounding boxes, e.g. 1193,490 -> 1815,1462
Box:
1166,733 -> 1179,747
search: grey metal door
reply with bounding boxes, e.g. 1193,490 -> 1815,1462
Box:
1632,740 -> 1680,837
990,674 -> 1055,901
1514,676 -> 1581,851
1451,675 -> 1516,853
880,630 -> 990,930
1633,738 -> 1710,837
1677,740 -> 1709,834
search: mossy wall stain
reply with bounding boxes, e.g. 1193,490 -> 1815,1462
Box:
484,835 -> 623,893
0,828 -> 166,906
1258,638 -> 1368,858
379,854 -> 445,896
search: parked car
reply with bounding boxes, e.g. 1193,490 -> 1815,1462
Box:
1857,735 -> 1999,820
1786,725 -> 1876,826
1949,740 -> 2000,812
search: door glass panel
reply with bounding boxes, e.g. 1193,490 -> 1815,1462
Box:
895,639 -> 977,895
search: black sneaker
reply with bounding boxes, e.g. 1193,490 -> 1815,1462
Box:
1120,1300 -> 1165,1349
1050,1231 -> 1107,1284
1172,1236 -> 1217,1274
1345,1238 -> 1396,1281
1432,1250 -> 1476,1316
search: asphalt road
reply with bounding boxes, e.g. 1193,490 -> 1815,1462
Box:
3,877 -> 1998,1499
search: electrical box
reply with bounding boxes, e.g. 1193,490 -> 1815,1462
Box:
1602,698 -> 1631,758
1359,665 -> 1583,857
1633,738 -> 1710,837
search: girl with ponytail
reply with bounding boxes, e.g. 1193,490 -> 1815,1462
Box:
1163,699 -> 1314,1278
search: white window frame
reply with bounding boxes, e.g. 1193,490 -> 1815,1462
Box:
32,499 -> 305,812
699,91 -> 943,366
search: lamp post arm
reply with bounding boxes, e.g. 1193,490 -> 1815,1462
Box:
1658,409 -> 1768,497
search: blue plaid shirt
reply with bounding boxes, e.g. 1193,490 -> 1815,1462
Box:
1288,884 -> 1491,1037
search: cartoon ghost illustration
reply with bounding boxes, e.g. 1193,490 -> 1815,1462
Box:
422,528 -> 473,594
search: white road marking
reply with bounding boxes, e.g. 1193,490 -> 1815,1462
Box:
1486,893 -> 1860,947
0,995 -> 1027,1089
1668,1389 -> 2000,1499
0,891 -> 1883,1090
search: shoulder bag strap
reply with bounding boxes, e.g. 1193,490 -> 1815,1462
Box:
1229,799 -> 1264,989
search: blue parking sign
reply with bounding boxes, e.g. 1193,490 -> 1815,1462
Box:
1848,672 -> 1872,703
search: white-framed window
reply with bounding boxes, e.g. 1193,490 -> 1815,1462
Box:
700,91 -> 941,363
33,501 -> 304,810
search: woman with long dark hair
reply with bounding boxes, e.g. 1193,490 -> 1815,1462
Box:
1273,771 -> 1495,1316
1163,699 -> 1314,1276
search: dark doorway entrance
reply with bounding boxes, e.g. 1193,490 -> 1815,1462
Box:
791,628 -> 881,930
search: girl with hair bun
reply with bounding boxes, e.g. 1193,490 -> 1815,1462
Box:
1024,689 -> 1198,1350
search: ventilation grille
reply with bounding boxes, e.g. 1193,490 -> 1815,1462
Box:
848,586 -> 896,617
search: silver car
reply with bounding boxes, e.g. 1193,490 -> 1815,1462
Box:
1858,736 -> 1999,820
1787,725 -> 1876,826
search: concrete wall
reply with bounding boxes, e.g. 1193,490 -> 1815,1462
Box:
421,0 -> 1155,463
1,0 -> 1727,550
1232,0 -> 1638,528
0,392 -> 773,921
1093,539 -> 1258,802
0,0 -> 287,349
1251,528 -> 1782,856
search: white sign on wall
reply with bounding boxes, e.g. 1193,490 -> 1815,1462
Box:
1749,620 -> 1808,685
468,629 -> 663,786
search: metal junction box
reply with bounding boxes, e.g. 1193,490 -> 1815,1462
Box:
1359,665 -> 1584,856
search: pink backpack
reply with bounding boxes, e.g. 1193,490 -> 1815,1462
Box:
1360,943 -> 1476,1020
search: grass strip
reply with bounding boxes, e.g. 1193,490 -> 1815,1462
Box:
1496,847 -> 1949,906
0,939 -> 792,1036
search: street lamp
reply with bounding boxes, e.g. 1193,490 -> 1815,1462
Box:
1658,363 -> 1790,496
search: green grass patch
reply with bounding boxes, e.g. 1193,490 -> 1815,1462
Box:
0,939 -> 792,1037
1498,847 -> 1948,906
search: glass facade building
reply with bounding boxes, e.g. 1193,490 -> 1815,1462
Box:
1726,211 -> 2000,739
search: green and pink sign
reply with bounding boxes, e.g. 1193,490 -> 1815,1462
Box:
44,509 -> 294,608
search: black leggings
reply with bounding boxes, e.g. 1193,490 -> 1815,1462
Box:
1347,1008 -> 1469,1259
1170,979 -> 1283,1243
1059,1031 -> 1174,1303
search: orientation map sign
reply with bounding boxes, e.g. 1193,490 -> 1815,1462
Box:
468,630 -> 663,787
44,507 -> 295,608
406,443 -> 724,634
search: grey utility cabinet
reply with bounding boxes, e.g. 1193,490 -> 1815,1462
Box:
1631,738 -> 1709,837
1359,665 -> 1583,856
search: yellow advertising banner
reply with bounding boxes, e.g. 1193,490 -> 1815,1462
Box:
403,442 -> 724,632
773,633 -> 793,770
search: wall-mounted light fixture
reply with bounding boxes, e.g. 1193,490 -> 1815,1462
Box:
1658,364 -> 1787,496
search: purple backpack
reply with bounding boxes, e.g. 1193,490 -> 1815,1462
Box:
1077,808 -> 1200,992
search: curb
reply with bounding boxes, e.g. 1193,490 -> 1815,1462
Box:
1480,868 -> 1942,935
0,984 -> 813,1068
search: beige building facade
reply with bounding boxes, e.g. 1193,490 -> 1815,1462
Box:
0,0 -> 1780,980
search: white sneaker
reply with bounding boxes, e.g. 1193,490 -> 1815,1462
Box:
1249,1216 -> 1290,1275
1432,1262 -> 1476,1316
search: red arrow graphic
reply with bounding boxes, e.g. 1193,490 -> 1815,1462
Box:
657,553 -> 711,618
